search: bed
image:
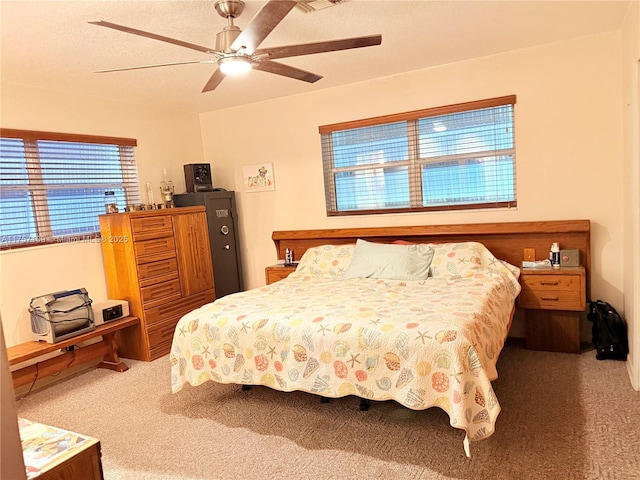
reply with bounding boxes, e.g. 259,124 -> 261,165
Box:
170,220 -> 591,455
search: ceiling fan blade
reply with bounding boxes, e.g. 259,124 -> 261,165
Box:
202,68 -> 227,92
89,21 -> 216,54
253,60 -> 322,83
229,0 -> 297,54
254,34 -> 382,60
95,60 -> 207,73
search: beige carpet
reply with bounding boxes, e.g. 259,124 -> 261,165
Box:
16,344 -> 640,480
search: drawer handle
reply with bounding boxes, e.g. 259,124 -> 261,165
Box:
151,286 -> 175,296
541,296 -> 559,301
540,281 -> 559,286
148,265 -> 172,274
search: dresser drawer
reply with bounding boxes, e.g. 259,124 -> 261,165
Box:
148,317 -> 180,349
140,278 -> 182,304
142,289 -> 216,328
145,290 -> 216,357
131,216 -> 174,241
138,258 -> 179,286
134,236 -> 176,261
519,273 -> 585,311
149,339 -> 173,361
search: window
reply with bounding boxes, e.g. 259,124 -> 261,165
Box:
320,96 -> 516,216
0,129 -> 140,248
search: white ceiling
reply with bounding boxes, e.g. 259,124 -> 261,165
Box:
0,0 -> 631,114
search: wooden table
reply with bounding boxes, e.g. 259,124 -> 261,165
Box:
20,419 -> 103,479
7,316 -> 139,389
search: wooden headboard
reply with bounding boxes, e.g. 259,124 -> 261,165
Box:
272,219 -> 591,286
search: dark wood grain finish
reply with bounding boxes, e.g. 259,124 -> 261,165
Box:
525,310 -> 582,354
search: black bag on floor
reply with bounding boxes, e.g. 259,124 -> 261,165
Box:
587,300 -> 629,361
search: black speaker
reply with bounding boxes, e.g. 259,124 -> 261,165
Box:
184,163 -> 213,192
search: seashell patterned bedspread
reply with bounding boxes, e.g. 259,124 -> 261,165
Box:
170,242 -> 521,442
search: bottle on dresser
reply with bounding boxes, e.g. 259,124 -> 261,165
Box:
550,242 -> 560,269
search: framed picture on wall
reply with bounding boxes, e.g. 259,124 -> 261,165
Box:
243,163 -> 275,192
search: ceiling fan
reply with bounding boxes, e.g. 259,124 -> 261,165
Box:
90,0 -> 382,93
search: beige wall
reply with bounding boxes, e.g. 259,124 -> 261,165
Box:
200,32 -> 625,315
621,1 -> 640,389
0,83 -> 205,346
0,31 -> 632,365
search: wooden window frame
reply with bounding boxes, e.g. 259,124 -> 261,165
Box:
0,129 -> 139,250
319,95 -> 517,216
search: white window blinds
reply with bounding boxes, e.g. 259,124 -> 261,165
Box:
320,96 -> 516,216
0,129 -> 140,248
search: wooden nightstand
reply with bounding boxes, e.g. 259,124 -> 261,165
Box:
519,267 -> 586,353
265,265 -> 296,285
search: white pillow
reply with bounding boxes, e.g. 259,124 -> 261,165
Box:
342,239 -> 434,280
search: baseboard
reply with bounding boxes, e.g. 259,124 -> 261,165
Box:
626,359 -> 639,391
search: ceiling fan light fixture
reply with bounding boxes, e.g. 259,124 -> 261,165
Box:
91,0 -> 382,93
218,55 -> 252,75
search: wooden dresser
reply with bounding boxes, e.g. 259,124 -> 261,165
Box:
99,206 -> 215,361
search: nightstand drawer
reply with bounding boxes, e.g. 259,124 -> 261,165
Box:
519,271 -> 585,311
518,288 -> 583,310
265,265 -> 296,284
520,274 -> 581,291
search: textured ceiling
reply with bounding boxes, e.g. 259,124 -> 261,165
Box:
0,0 -> 631,114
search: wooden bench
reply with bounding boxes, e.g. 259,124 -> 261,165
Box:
7,316 -> 139,390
